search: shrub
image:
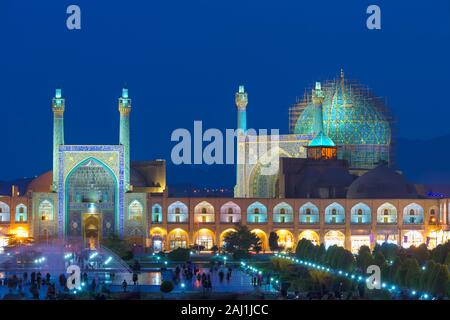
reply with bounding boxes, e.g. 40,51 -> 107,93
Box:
160,281 -> 174,294
168,248 -> 190,261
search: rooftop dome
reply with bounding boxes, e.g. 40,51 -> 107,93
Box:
291,70 -> 393,169
308,130 -> 335,147
347,164 -> 418,199
26,171 -> 53,193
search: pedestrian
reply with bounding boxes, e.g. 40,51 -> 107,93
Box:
132,272 -> 138,285
46,273 -> 51,285
30,272 -> 36,285
219,270 -> 224,283
23,272 -> 28,285
122,279 -> 128,292
91,279 -> 97,292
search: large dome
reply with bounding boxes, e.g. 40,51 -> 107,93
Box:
292,70 -> 393,170
347,164 -> 418,199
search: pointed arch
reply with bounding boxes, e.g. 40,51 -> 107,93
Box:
377,202 -> 397,224
275,229 -> 295,250
194,201 -> 215,223
168,201 -> 188,223
15,203 -> 27,222
273,202 -> 293,223
39,200 -> 54,221
128,200 -> 144,221
324,202 -> 345,224
403,203 -> 424,225
151,204 -> 163,223
299,202 -> 319,224
220,201 -> 241,223
350,202 -> 371,224
324,230 -> 345,249
247,201 -> 267,223
0,201 -> 10,222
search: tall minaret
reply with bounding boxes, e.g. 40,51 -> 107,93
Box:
235,85 -> 248,133
119,88 -> 131,191
52,88 -> 65,191
312,81 -> 325,135
234,85 -> 248,197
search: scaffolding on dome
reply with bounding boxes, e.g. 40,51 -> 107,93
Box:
289,72 -> 396,172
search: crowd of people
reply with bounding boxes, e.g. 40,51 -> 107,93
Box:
170,260 -> 236,293
0,271 -> 59,299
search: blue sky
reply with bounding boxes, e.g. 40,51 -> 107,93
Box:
1,0 -> 449,185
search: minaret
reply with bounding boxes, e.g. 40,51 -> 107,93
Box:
307,81 -> 337,160
119,88 -> 131,192
312,81 -> 325,135
235,85 -> 248,133
52,88 -> 65,191
234,85 -> 248,197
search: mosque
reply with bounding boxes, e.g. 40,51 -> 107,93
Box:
0,71 -> 449,254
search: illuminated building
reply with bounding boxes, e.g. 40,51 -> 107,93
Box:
0,77 -> 448,255
235,69 -> 394,198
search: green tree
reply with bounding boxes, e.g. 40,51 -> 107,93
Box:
222,224 -> 262,258
356,246 -> 374,272
404,258 -> 421,289
268,232 -> 280,252
168,248 -> 190,261
429,264 -> 449,297
101,234 -> 133,260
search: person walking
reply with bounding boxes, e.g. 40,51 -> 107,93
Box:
122,279 -> 128,292
132,272 -> 138,286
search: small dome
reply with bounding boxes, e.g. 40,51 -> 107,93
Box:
26,171 -> 53,193
308,130 -> 335,147
347,165 -> 418,199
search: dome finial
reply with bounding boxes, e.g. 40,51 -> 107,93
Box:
340,68 -> 344,79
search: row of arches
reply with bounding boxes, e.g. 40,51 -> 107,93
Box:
148,227 -> 437,253
0,202 -> 28,222
146,201 -> 432,225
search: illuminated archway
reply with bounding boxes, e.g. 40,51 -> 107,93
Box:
273,202 -> 294,223
251,229 -> 268,251
402,230 -> 424,248
0,201 -> 11,222
194,228 -> 215,250
324,230 -> 345,249
168,228 -> 189,250
377,202 -> 397,224
220,201 -> 241,223
403,203 -> 424,225
15,204 -> 27,222
299,230 -> 320,245
219,228 -> 237,247
168,201 -> 188,223
194,201 -> 215,223
275,229 -> 295,250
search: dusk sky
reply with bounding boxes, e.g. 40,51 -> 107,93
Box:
1,0 -> 450,186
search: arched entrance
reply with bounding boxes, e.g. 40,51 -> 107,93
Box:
66,158 -> 117,242
219,228 -> 237,248
324,230 -> 345,249
403,231 -> 424,248
194,228 -> 215,251
149,227 -> 167,252
275,229 -> 295,251
251,229 -> 268,251
83,214 -> 101,250
168,228 -> 189,250
299,230 -> 320,245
